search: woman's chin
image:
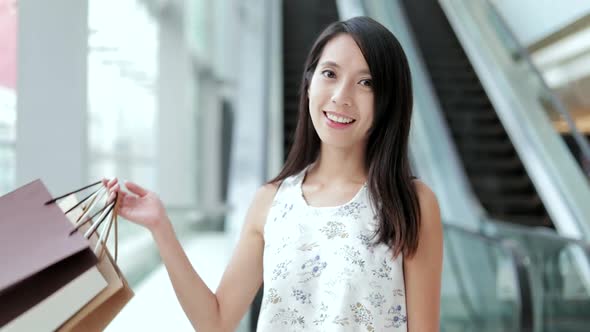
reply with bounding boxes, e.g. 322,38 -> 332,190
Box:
317,134 -> 359,149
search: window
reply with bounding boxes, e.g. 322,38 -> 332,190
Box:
88,0 -> 158,239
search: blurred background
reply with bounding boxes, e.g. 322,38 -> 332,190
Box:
2,0 -> 590,331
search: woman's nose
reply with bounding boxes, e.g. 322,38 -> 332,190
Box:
331,83 -> 353,107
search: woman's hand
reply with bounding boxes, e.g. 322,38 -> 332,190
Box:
102,178 -> 168,233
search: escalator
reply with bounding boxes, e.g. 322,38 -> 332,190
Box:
362,0 -> 590,330
400,0 -> 553,229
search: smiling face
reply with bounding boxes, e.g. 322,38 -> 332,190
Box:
307,33 -> 375,149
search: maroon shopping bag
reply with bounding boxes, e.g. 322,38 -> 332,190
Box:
0,179 -> 98,327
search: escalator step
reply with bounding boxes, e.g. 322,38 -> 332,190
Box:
471,174 -> 536,194
421,46 -> 466,57
436,87 -> 486,98
455,139 -> 515,154
484,194 -> 543,209
491,214 -> 552,227
445,109 -> 500,123
452,134 -> 511,147
458,145 -> 517,160
427,60 -> 473,68
431,72 -> 480,82
463,156 -> 524,173
441,97 -> 492,109
452,123 -> 506,137
445,114 -> 498,126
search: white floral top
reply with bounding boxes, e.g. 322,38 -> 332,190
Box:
257,166 -> 407,331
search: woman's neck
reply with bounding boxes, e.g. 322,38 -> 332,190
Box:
307,144 -> 367,186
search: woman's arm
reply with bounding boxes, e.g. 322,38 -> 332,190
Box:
404,181 -> 443,332
213,183 -> 278,330
150,183 -> 278,332
104,178 -> 278,330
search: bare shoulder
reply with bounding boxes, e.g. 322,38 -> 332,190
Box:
252,182 -> 281,208
412,179 -> 440,219
246,182 -> 281,234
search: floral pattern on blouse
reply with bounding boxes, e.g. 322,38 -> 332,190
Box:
320,221 -> 350,239
298,255 -> 328,283
270,307 -> 306,329
258,166 -> 407,331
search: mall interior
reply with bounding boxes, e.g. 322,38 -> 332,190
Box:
2,0 -> 590,331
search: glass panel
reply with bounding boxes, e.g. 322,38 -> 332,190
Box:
442,223 -> 529,332
484,220 -> 590,331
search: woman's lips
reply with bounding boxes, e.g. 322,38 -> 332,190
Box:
323,111 -> 355,129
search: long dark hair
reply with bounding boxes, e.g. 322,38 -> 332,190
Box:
268,16 -> 421,259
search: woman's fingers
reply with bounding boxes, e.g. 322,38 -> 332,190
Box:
124,181 -> 148,197
102,177 -> 118,190
107,178 -> 118,189
102,177 -> 148,201
107,183 -> 120,202
114,190 -> 126,207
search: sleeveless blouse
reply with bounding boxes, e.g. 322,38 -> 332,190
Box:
257,166 -> 408,331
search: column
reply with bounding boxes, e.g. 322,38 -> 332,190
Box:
16,0 -> 88,194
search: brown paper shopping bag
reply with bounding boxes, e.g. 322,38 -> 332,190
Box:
57,195 -> 134,332
57,253 -> 133,331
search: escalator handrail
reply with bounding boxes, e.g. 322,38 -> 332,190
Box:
444,222 -> 534,332
480,0 -> 590,176
483,217 -> 590,300
484,217 -> 590,252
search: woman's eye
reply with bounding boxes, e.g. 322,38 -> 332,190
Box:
321,70 -> 335,78
360,79 -> 373,88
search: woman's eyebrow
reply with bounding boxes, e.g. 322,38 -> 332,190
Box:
319,60 -> 340,68
319,61 -> 371,76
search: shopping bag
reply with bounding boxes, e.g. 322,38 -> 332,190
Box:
0,179 -> 109,331
65,282 -> 133,331
57,195 -> 134,332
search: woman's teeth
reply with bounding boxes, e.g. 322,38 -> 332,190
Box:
325,112 -> 354,124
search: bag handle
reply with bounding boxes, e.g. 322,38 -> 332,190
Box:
45,180 -> 120,261
44,180 -> 102,206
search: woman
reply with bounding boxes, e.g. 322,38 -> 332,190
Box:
105,16 -> 443,331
